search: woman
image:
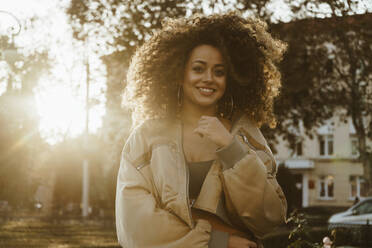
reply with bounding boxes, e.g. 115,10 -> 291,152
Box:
116,13 -> 287,248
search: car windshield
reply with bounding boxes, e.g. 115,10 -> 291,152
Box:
354,200 -> 372,215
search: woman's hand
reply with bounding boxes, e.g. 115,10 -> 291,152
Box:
228,235 -> 257,248
193,116 -> 233,148
191,209 -> 257,247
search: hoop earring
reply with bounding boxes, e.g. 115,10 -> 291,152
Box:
221,94 -> 234,119
226,94 -> 234,118
177,85 -> 183,107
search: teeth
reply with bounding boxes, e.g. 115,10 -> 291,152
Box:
199,87 -> 214,93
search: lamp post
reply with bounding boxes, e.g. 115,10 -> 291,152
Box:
0,10 -> 21,91
0,10 -> 21,38
0,10 -> 21,59
82,39 -> 90,218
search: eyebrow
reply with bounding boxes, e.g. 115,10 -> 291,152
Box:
192,60 -> 225,67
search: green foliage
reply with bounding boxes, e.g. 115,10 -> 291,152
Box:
287,211 -> 323,248
66,0 -> 275,60
67,0 -> 191,59
277,1 -> 372,184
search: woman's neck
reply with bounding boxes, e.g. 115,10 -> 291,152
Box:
181,103 -> 217,127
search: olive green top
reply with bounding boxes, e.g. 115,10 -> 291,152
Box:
188,160 -> 229,248
188,160 -> 214,200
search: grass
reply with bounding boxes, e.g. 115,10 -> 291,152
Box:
0,216 -> 120,248
0,210 -> 347,248
0,215 -> 316,248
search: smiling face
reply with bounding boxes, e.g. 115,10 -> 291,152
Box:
182,44 -> 226,111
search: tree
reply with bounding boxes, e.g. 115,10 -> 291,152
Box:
0,35 -> 50,207
280,0 -> 372,189
66,0 -> 276,56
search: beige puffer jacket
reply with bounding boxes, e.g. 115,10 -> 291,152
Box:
115,115 -> 287,248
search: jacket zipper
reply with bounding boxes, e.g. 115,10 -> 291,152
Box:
180,122 -> 194,228
185,159 -> 194,227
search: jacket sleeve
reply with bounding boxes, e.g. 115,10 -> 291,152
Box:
115,127 -> 211,248
216,124 -> 287,239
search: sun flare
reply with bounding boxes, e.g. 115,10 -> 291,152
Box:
36,83 -> 86,144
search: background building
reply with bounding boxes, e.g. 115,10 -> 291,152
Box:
275,114 -> 370,208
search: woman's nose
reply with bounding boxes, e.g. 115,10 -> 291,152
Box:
202,70 -> 213,82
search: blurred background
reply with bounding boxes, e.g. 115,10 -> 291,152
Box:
0,0 -> 371,247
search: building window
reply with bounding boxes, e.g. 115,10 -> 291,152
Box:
291,140 -> 303,157
350,176 -> 367,199
319,175 -> 334,199
350,136 -> 359,156
295,141 -> 303,156
319,135 -> 333,156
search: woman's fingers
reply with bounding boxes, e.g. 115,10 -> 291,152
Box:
195,116 -> 232,147
228,235 -> 258,248
193,126 -> 206,138
196,116 -> 221,135
198,115 -> 218,124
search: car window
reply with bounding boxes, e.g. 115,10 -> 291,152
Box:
354,200 -> 372,214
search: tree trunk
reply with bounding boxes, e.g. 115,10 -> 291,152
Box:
362,152 -> 372,196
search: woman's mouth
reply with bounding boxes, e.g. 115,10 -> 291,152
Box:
197,87 -> 215,96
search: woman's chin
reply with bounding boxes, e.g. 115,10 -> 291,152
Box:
193,100 -> 219,109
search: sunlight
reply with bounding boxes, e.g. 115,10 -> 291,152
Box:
36,82 -> 86,144
35,74 -> 104,145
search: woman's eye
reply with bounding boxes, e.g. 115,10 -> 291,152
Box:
214,69 -> 226,77
192,66 -> 203,73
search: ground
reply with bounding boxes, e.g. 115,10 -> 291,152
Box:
0,216 -> 119,248
0,211 -> 356,248
0,215 -> 326,248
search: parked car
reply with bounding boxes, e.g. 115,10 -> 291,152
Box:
328,197 -> 372,227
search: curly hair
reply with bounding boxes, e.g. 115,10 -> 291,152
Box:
124,12 -> 286,128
